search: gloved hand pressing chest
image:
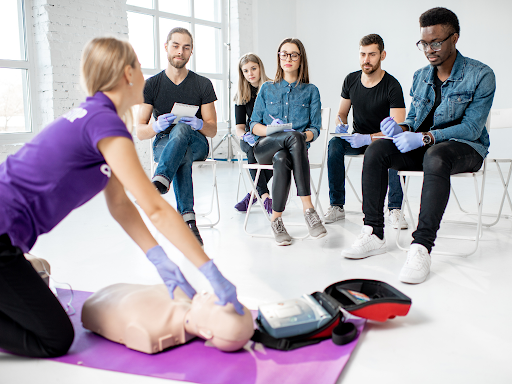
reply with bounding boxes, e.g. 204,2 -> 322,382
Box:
146,245 -> 197,299
199,260 -> 245,315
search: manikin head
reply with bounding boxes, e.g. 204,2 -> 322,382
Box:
184,291 -> 254,352
359,34 -> 386,75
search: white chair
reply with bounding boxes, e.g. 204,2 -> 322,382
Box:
149,136 -> 220,228
344,154 -> 364,205
242,107 -> 331,238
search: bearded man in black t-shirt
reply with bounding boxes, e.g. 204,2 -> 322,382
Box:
325,34 -> 406,229
136,27 -> 218,247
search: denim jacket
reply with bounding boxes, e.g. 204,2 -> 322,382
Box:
249,80 -> 321,147
402,51 -> 495,158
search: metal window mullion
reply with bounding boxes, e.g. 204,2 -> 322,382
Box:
153,0 -> 160,70
189,0 -> 196,72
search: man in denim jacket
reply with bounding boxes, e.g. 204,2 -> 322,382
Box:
341,7 -> 496,284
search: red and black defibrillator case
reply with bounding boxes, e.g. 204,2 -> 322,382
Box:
252,279 -> 412,350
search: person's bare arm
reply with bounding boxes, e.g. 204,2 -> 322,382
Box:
136,103 -> 157,141
235,124 -> 246,138
252,123 -> 267,136
337,97 -> 351,124
98,136 -> 209,268
198,102 -> 217,138
103,172 -> 158,253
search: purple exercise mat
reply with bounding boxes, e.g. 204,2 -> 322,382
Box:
14,289 -> 366,384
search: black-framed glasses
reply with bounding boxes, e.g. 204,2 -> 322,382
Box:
416,33 -> 455,52
278,51 -> 300,61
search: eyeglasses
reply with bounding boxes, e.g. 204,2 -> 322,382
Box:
416,33 -> 455,52
278,52 -> 300,61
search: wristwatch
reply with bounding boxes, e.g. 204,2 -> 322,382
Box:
422,132 -> 432,146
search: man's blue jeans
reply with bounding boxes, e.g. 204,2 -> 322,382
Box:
152,123 -> 209,217
327,137 -> 403,209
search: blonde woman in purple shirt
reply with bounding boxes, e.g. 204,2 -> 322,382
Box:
0,37 -> 243,358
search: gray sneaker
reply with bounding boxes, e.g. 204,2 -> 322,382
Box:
271,217 -> 292,246
324,205 -> 345,224
305,208 -> 327,239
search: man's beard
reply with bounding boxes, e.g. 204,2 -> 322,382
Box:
361,60 -> 380,74
169,55 -> 188,69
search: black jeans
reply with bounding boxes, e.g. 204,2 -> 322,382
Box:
240,139 -> 273,196
0,234 -> 74,357
362,140 -> 483,252
254,131 -> 311,212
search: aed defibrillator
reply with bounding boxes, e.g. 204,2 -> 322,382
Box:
252,279 -> 412,350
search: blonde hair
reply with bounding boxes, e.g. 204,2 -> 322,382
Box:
80,37 -> 138,131
274,38 -> 310,85
234,53 -> 270,105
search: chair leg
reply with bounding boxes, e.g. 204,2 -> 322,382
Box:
396,175 -> 413,252
196,162 -> 220,228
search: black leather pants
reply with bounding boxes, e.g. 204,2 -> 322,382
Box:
254,131 -> 311,212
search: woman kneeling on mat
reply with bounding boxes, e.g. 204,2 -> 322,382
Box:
0,37 -> 243,358
245,38 -> 327,246
234,53 -> 273,214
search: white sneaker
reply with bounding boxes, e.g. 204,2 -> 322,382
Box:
388,209 -> 408,230
341,225 -> 387,259
324,205 -> 345,224
399,243 -> 431,284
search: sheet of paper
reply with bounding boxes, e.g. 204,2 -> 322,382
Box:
267,123 -> 293,129
330,133 -> 393,139
171,102 -> 199,121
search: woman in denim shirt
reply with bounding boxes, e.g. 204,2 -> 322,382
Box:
245,38 -> 326,246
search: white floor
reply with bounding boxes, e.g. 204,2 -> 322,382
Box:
1,158 -> 512,384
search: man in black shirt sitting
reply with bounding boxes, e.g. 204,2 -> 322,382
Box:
136,27 -> 218,247
325,34 -> 406,228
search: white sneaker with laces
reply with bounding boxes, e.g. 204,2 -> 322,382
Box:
341,225 -> 387,259
399,243 -> 431,284
388,209 -> 408,230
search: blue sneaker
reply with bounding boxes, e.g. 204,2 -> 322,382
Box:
234,193 -> 257,212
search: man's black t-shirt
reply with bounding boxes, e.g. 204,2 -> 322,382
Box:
234,85 -> 258,132
143,70 -> 217,123
417,69 -> 444,133
341,70 -> 405,135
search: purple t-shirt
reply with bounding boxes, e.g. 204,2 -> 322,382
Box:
0,92 -> 133,252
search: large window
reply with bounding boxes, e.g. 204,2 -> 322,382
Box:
127,0 -> 227,124
0,0 -> 36,144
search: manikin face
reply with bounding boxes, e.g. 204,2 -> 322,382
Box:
184,291 -> 254,352
165,32 -> 193,69
241,61 -> 261,87
359,43 -> 385,75
419,24 -> 458,67
279,42 -> 301,75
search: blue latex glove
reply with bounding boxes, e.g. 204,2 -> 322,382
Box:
393,132 -> 424,153
380,116 -> 403,137
335,123 -> 349,134
199,260 -> 244,315
271,118 -> 284,125
146,245 -> 197,299
341,133 -> 371,148
179,116 -> 204,131
153,113 -> 176,133
242,132 -> 256,146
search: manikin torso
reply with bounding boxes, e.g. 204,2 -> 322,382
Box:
81,284 -> 254,354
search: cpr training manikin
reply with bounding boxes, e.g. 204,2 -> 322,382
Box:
81,283 -> 255,353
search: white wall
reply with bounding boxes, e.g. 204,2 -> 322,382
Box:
251,0 -> 512,130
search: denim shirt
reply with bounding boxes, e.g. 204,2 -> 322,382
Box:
402,51 -> 495,158
249,80 -> 321,147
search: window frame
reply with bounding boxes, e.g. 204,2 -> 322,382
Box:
0,0 -> 39,145
126,0 -> 228,127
